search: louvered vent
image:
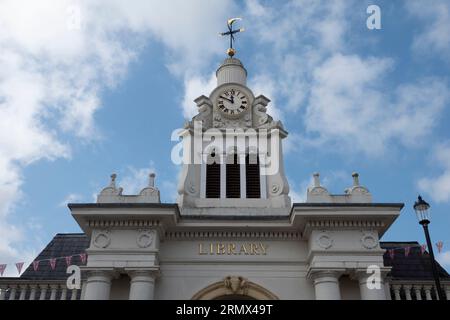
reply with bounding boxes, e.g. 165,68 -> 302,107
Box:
246,154 -> 261,198
226,153 -> 241,198
206,153 -> 220,198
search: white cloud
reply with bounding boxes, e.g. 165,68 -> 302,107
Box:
182,73 -> 216,119
243,0 -> 353,114
289,176 -> 313,203
304,54 -> 449,156
120,163 -> 156,195
418,142 -> 450,203
242,1 -> 450,159
0,0 -> 235,272
407,0 -> 450,62
59,193 -> 83,207
249,74 -> 284,122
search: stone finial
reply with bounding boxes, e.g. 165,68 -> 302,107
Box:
109,173 -> 117,187
344,172 -> 371,203
352,172 -> 359,186
97,172 -> 123,203
307,172 -> 330,203
313,172 -> 320,187
148,173 -> 155,188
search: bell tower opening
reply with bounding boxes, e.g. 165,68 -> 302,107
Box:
206,151 -> 221,198
226,152 -> 241,198
245,153 -> 260,198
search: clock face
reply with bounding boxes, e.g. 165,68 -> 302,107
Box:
217,88 -> 248,117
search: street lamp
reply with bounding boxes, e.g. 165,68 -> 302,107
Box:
413,195 -> 444,300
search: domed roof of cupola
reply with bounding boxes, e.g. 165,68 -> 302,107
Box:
216,57 -> 247,86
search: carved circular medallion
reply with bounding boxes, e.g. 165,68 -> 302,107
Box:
93,231 -> 111,248
187,181 -> 196,194
137,230 -> 155,248
361,233 -> 378,249
271,184 -> 280,194
317,233 -> 333,249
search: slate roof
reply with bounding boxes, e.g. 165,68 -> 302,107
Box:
16,234 -> 450,281
20,233 -> 90,280
381,241 -> 449,280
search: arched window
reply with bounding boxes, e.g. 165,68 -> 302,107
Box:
206,151 -> 220,198
226,153 -> 241,198
246,153 -> 260,198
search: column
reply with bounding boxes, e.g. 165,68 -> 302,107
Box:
311,271 -> 341,300
445,285 -> 450,300
70,289 -> 78,300
0,285 -> 7,300
8,285 -> 17,300
49,284 -> 58,300
384,282 -> 392,300
239,154 -> 246,198
220,154 -> 226,199
39,284 -> 48,300
29,285 -> 37,300
413,285 -> 422,300
200,154 -> 206,198
403,285 -> 412,300
128,271 -> 156,300
259,153 -> 267,199
80,281 -> 87,300
392,285 -> 401,300
84,271 -> 112,300
424,285 -> 433,300
60,287 -> 67,300
19,285 -> 27,300
357,272 -> 387,300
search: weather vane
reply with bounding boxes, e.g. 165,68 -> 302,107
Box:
220,18 -> 245,57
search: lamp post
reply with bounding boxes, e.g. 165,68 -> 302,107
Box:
413,195 -> 444,300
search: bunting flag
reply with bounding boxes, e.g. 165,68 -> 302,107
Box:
49,258 -> 57,270
404,246 -> 411,257
0,252 -> 89,277
79,253 -> 87,264
32,260 -> 40,271
421,244 -> 427,255
0,264 -> 6,276
388,249 -> 395,259
15,262 -> 24,275
436,241 -> 444,253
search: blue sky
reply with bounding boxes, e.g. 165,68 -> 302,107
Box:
1,0 -> 450,276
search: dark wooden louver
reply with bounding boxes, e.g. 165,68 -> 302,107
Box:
246,154 -> 261,198
226,153 -> 241,198
206,153 -> 220,198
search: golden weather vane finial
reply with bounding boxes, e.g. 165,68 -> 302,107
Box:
220,17 -> 245,57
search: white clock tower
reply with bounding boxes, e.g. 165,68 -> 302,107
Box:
176,56 -> 291,216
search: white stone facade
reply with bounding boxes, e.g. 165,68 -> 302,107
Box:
69,56 -> 403,300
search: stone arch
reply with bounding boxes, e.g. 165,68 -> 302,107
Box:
191,276 -> 279,300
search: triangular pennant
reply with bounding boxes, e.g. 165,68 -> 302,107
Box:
49,258 -> 57,270
404,246 -> 411,257
421,244 -> 427,254
15,262 -> 24,275
436,241 -> 444,253
79,253 -> 87,264
32,260 -> 40,271
388,249 -> 395,260
65,256 -> 72,266
0,264 -> 6,276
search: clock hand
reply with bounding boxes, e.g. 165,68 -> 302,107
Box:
220,95 -> 234,103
